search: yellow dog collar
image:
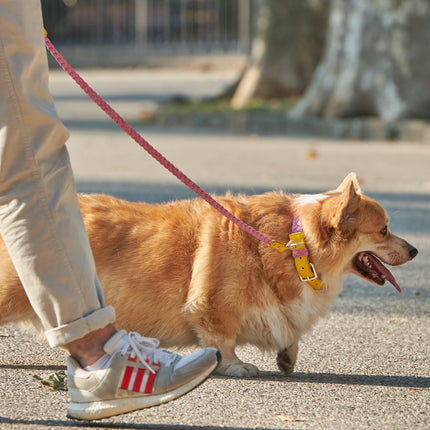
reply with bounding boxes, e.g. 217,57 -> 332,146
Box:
289,217 -> 324,291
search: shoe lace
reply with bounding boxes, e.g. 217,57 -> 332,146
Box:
120,332 -> 174,375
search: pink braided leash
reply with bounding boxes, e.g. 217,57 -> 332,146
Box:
44,36 -> 283,249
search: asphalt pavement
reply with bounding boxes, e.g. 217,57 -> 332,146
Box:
0,68 -> 429,430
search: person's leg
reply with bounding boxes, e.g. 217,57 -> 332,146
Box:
0,0 -> 115,348
64,324 -> 117,367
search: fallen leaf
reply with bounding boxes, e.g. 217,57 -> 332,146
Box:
276,414 -> 307,423
138,109 -> 156,121
305,149 -> 318,159
389,317 -> 409,322
33,370 -> 67,391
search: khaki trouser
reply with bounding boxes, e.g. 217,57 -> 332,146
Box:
0,0 -> 115,347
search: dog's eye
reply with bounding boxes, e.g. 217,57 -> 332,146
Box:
380,226 -> 388,236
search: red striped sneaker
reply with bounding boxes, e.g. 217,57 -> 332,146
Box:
66,330 -> 220,420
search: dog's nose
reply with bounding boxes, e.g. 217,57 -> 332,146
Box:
409,247 -> 418,259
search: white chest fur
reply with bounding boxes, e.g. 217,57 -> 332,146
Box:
238,279 -> 342,352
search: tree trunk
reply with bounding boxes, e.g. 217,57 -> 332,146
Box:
231,0 -> 328,109
291,0 -> 430,121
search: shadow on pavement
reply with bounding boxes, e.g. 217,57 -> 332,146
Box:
0,364 -> 66,372
215,371 -> 430,389
0,416 -> 272,430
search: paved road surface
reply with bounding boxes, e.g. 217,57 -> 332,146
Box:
0,69 -> 429,430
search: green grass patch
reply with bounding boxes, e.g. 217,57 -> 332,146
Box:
411,113 -> 430,123
158,96 -> 297,115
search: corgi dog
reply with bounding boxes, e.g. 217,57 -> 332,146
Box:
0,173 -> 418,377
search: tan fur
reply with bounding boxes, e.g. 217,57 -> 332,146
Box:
0,173 -> 417,376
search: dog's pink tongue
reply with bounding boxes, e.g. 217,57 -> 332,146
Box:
381,266 -> 402,293
368,253 -> 402,293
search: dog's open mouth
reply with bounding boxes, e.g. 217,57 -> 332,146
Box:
353,252 -> 401,293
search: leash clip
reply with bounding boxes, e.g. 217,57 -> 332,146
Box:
286,239 -> 305,250
269,239 -> 305,252
269,240 -> 294,252
269,240 -> 289,252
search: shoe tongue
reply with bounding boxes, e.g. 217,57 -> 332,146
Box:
104,330 -> 128,355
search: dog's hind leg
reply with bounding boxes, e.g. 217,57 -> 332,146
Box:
0,280 -> 34,326
0,242 -> 35,326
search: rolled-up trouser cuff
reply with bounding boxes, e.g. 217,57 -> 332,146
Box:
44,305 -> 116,347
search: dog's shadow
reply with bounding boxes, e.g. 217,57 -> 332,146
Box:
214,370 -> 430,389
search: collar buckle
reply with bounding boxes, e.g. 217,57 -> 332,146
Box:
298,262 -> 318,282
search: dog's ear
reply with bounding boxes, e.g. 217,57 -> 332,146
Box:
335,172 -> 363,195
322,178 -> 361,236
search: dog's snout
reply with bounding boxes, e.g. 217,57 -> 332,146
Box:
409,247 -> 418,260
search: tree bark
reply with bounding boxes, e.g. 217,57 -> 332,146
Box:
231,0 -> 328,109
291,0 -> 430,121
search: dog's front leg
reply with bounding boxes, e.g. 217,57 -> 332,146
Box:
277,341 -> 298,375
213,337 -> 260,377
192,322 -> 260,377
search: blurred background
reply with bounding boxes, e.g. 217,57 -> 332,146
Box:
42,0 -> 430,133
42,0 -> 252,65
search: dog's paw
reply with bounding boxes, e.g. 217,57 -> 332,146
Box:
277,347 -> 296,376
216,362 -> 260,377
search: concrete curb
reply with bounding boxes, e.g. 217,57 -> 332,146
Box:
151,110 -> 430,141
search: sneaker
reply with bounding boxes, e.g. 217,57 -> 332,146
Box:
66,330 -> 220,420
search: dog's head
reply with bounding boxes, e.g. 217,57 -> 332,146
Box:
297,173 -> 418,292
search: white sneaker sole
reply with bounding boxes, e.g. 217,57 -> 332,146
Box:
67,358 -> 219,420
